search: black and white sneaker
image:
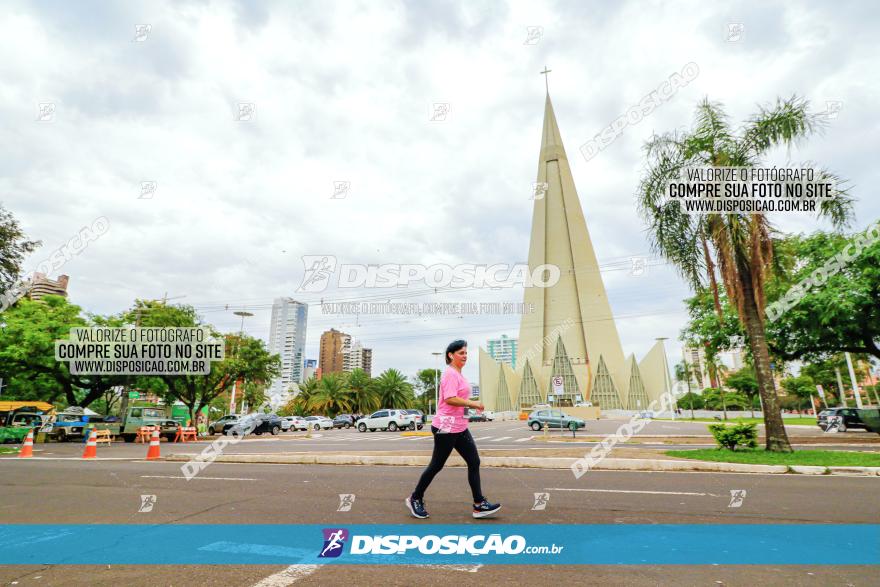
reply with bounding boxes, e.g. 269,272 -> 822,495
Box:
472,499 -> 502,518
406,496 -> 430,519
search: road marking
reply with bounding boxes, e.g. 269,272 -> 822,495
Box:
514,437 -> 530,442
490,437 -> 511,442
474,436 -> 493,440
252,565 -> 320,586
414,564 -> 483,573
140,475 -> 258,481
545,487 -> 711,496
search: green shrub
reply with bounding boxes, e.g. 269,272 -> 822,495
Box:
708,422 -> 758,450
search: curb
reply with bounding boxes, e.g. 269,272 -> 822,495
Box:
400,431 -> 432,437
164,453 -> 880,476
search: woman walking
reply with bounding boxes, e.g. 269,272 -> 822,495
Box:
406,339 -> 501,519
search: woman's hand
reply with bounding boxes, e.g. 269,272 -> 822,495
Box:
470,401 -> 485,411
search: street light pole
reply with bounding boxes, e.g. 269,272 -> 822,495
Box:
230,311 -> 254,415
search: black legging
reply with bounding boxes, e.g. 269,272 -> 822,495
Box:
412,426 -> 484,503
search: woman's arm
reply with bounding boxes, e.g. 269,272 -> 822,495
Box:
445,396 -> 484,410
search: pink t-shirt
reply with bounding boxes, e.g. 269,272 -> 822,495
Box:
435,367 -> 470,433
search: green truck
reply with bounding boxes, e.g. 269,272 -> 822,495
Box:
91,406 -> 181,442
0,402 -> 52,444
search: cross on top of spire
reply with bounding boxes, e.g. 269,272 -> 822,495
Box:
540,66 -> 552,93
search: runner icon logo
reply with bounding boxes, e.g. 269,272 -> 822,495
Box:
319,528 -> 349,558
531,493 -> 549,511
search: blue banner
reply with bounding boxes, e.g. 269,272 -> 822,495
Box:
0,524 -> 876,565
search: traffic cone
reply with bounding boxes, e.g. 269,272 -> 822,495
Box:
19,429 -> 35,458
82,429 -> 98,459
145,428 -> 161,460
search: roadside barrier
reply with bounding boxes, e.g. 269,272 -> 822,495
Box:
19,429 -> 35,458
136,426 -> 157,443
174,427 -> 198,443
94,429 -> 113,446
82,430 -> 98,459
145,428 -> 161,460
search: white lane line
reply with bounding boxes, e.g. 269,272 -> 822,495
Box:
545,487 -> 711,496
413,564 -> 483,573
514,437 -> 530,442
251,565 -> 320,586
490,437 -> 512,442
474,436 -> 493,440
140,475 -> 258,481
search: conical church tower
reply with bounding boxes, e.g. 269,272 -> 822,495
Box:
514,91 -> 629,408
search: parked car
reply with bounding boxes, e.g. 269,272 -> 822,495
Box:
574,401 -> 593,407
208,415 -> 240,435
483,410 -> 496,421
357,409 -> 417,432
332,415 -> 355,429
467,409 -> 487,422
527,409 -> 586,431
305,415 -> 334,431
531,403 -> 551,410
817,408 -> 880,433
403,409 -> 424,430
224,413 -> 283,436
282,416 -> 307,431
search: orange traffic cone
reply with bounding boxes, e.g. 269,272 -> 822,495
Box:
19,429 -> 35,458
82,429 -> 98,459
145,428 -> 161,460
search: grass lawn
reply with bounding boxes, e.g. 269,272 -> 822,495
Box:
666,448 -> 880,467
658,417 -> 818,426
0,446 -> 19,455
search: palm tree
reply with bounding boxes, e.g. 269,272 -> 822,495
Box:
346,368 -> 380,414
307,373 -> 352,417
372,369 -> 415,409
674,360 -> 696,419
284,376 -> 319,416
638,96 -> 854,452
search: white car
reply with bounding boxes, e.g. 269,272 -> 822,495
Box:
483,411 -> 496,421
357,409 -> 417,432
574,402 -> 593,407
281,416 -> 307,431
531,404 -> 551,410
305,415 -> 333,431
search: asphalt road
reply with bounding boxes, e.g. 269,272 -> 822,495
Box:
1,454 -> 878,586
17,419 -> 879,458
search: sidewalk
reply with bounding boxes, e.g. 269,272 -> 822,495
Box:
165,447 -> 880,477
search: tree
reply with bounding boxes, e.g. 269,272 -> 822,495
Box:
0,204 -> 41,296
674,360 -> 696,418
412,368 -> 441,413
128,301 -> 281,424
638,96 -> 854,452
307,373 -> 352,417
372,369 -> 415,409
725,367 -> 760,417
282,376 -> 319,416
781,375 -> 818,413
346,368 -> 380,414
702,388 -> 749,411
766,229 -> 880,362
0,295 -> 125,407
677,391 -> 704,411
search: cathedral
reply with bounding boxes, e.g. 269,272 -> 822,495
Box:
479,92 -> 672,412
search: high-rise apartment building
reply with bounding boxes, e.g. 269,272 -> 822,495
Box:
268,298 -> 308,398
487,335 -> 518,369
319,329 -> 351,376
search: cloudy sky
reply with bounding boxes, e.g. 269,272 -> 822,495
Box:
3,0 -> 878,384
